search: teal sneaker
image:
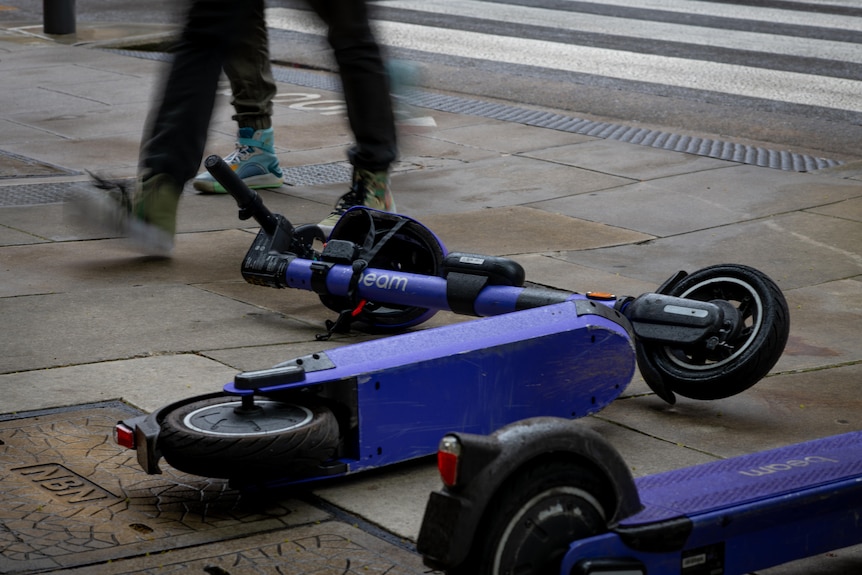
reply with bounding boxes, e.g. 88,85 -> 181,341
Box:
193,127 -> 284,193
318,168 -> 396,233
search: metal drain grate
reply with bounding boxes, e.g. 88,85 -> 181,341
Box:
103,49 -> 844,172
283,161 -> 352,186
401,90 -> 842,172
0,165 -> 356,207
0,180 -> 87,207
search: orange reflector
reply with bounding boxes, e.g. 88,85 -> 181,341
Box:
586,291 -> 616,301
437,435 -> 461,487
114,423 -> 136,450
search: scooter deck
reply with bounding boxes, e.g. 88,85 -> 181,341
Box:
240,299 -> 637,472
625,429 -> 862,526
565,430 -> 862,575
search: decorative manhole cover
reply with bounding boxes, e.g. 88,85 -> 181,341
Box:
0,403 -> 337,574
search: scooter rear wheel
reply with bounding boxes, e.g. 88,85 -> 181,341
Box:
451,459 -> 609,575
636,264 -> 789,401
158,396 -> 339,480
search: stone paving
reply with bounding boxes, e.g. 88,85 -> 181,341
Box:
1,22 -> 861,575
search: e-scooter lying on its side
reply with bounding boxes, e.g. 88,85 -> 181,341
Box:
418,417 -> 862,575
113,156 -> 789,488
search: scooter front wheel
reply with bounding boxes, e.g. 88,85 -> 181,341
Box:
636,264 -> 789,401
158,396 -> 339,479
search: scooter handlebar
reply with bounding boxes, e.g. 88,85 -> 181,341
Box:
204,154 -> 279,235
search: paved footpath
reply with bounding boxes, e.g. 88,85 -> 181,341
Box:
1,21 -> 861,575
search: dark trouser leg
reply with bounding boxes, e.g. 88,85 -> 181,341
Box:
224,0 -> 276,130
140,0 -> 251,186
306,0 -> 397,172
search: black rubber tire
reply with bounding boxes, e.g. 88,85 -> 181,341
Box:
636,264 -> 789,400
158,396 -> 340,479
451,459 -> 609,575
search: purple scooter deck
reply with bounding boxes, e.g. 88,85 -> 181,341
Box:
620,430 -> 862,526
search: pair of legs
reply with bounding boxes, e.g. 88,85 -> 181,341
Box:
131,0 -> 398,253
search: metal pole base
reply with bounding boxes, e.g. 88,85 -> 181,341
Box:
43,0 -> 76,35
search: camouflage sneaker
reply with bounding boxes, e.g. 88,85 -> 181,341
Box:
193,127 -> 284,193
68,173 -> 180,257
318,168 -> 396,233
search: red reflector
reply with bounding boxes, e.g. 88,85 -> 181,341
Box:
438,451 -> 459,487
114,423 -> 136,450
437,435 -> 461,487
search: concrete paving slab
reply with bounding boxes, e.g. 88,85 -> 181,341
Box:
0,84 -> 109,119
8,136 -> 140,176
20,69 -> 158,106
0,403 -> 330,574
201,337 -> 370,374
196,276 -> 449,341
419,205 -> 652,255
808,194 -> 862,222
0,186 -> 325,245
778,278 -> 862,372
313,459 -> 441,542
401,107 -> 500,132
0,354 -> 237,413
556,213 -> 861,290
0,118 -> 68,146
531,164 -> 862,237
0,149 -> 74,179
817,160 -> 862,183
427,119 -> 597,154
391,155 -> 636,216
594,363 -> 862,459
9,23 -> 177,50
273,146 -> 353,176
511,253 -> 658,295
0,219 -> 47,245
11,103 -> 151,141
523,138 -> 731,180
0,32 -> 52,48
0,230 -> 249,297
398,128 -> 508,165
578,415 -> 719,476
0,284 -> 313,373
199,277 -> 471,350
174,186 -> 331,231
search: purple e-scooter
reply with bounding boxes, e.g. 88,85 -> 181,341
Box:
114,156 -> 789,489
418,417 -> 862,575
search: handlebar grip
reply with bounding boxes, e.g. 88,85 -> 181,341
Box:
204,154 -> 278,235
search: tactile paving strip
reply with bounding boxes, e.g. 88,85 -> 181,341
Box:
0,402 -> 338,574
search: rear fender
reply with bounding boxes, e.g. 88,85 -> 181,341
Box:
417,417 -> 641,568
118,391 -> 227,475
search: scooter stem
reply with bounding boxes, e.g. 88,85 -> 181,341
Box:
204,154 -> 286,236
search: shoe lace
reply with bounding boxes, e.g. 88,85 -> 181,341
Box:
331,184 -> 367,216
89,172 -> 133,213
224,144 -> 255,165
